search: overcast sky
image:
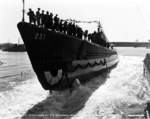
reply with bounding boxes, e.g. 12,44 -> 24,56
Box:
0,0 -> 150,43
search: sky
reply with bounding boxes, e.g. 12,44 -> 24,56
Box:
0,0 -> 150,43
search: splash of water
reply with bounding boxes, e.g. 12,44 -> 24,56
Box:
0,77 -> 48,119
72,56 -> 150,119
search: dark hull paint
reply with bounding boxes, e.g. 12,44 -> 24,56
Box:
17,22 -> 119,90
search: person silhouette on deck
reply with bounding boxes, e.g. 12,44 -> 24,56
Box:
49,13 -> 53,30
40,10 -> 45,28
58,20 -> 63,32
88,33 -> 92,41
54,14 -> 59,31
45,11 -> 50,29
63,21 -> 68,34
77,27 -> 83,39
72,23 -> 76,37
27,8 -> 36,24
84,30 -> 88,40
36,8 -> 41,26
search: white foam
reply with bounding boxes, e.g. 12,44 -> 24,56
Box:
72,56 -> 150,119
0,77 -> 48,119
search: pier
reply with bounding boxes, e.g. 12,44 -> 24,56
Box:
111,42 -> 150,47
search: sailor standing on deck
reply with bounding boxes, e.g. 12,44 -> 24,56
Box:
58,20 -> 63,32
27,8 -> 36,24
36,8 -> 41,26
63,21 -> 68,34
45,11 -> 50,29
49,13 -> 53,30
40,10 -> 45,28
84,30 -> 88,40
54,14 -> 59,31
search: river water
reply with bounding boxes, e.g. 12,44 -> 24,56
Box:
0,51 -> 49,119
0,47 -> 150,119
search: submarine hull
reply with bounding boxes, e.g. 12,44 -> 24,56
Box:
17,22 -> 119,90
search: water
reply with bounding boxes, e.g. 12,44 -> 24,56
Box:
72,47 -> 150,119
0,47 -> 150,119
0,51 -> 49,119
0,51 -> 33,91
